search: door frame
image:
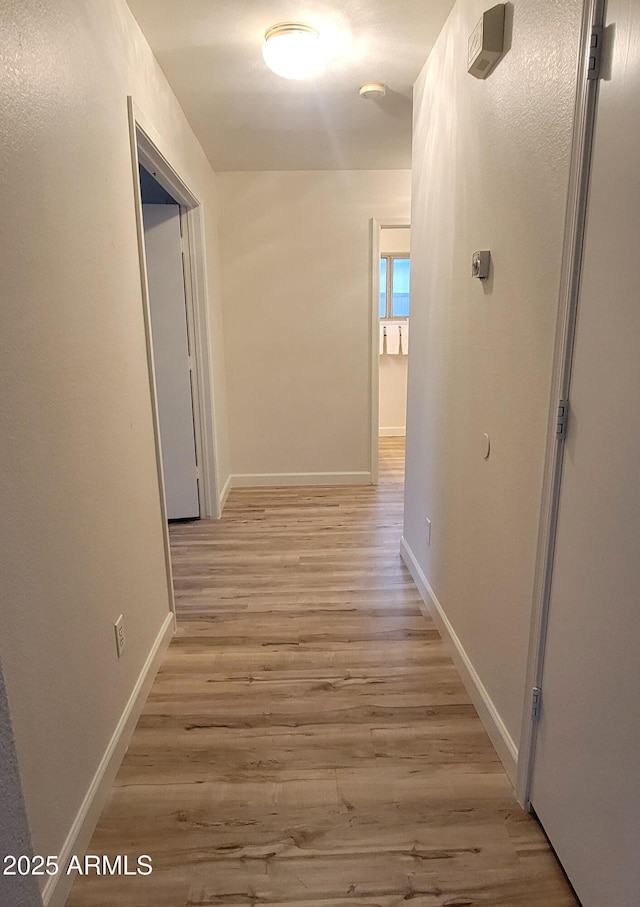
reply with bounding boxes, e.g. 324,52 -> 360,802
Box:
516,0 -> 604,807
369,217 -> 411,484
127,97 -> 222,521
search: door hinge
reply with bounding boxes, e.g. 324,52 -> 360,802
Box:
531,686 -> 542,721
587,26 -> 603,80
195,466 -> 200,480
556,399 -> 569,440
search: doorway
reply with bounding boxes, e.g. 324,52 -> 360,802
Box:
140,169 -> 199,520
369,218 -> 411,485
378,226 -> 410,439
127,98 -> 221,525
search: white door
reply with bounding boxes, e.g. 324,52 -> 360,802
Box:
143,204 -> 200,520
530,3 -> 640,904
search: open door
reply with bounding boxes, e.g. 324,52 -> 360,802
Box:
529,2 -> 640,903
142,204 -> 200,520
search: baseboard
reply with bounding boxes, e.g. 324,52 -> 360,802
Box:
218,474 -> 232,513
400,536 -> 518,784
42,612 -> 175,907
230,471 -> 371,488
378,427 -> 406,437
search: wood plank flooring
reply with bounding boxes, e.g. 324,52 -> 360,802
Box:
67,439 -> 577,906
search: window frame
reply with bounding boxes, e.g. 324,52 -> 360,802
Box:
379,253 -> 410,320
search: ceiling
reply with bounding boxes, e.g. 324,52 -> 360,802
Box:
126,0 -> 456,171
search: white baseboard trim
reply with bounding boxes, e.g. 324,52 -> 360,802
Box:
43,611 -> 175,907
378,427 -> 406,437
400,536 -> 518,785
219,474 -> 232,513
231,471 -> 371,488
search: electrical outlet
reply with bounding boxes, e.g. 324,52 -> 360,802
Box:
426,518 -> 432,546
114,615 -> 126,658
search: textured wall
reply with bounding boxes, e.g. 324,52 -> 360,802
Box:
0,0 -> 226,876
0,663 -> 42,907
404,0 -> 582,751
217,170 -> 411,479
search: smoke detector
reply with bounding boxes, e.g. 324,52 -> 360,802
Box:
359,82 -> 386,100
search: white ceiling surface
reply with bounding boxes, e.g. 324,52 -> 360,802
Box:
126,0 -> 456,171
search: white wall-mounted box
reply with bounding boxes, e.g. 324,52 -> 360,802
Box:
468,4 -> 506,79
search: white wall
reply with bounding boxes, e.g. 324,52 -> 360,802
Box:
0,1 -> 227,901
379,227 -> 410,435
403,0 -> 582,775
216,170 -> 411,483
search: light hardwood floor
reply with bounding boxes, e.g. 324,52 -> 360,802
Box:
67,438 -> 577,906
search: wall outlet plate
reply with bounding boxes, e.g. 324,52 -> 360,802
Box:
468,4 -> 505,79
114,615 -> 126,658
472,250 -> 491,279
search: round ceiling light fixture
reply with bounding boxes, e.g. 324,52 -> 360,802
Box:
359,82 -> 386,100
262,23 -> 324,80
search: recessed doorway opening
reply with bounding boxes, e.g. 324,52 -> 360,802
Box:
369,218 -> 411,486
127,98 -> 221,527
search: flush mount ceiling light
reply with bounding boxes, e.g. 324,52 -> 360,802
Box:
359,82 -> 386,100
262,23 -> 324,79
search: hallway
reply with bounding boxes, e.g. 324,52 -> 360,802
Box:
67,440 -> 577,906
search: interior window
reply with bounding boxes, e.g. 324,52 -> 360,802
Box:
379,256 -> 388,318
380,254 -> 410,319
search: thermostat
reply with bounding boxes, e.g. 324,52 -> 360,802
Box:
468,4 -> 505,79
472,250 -> 491,280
